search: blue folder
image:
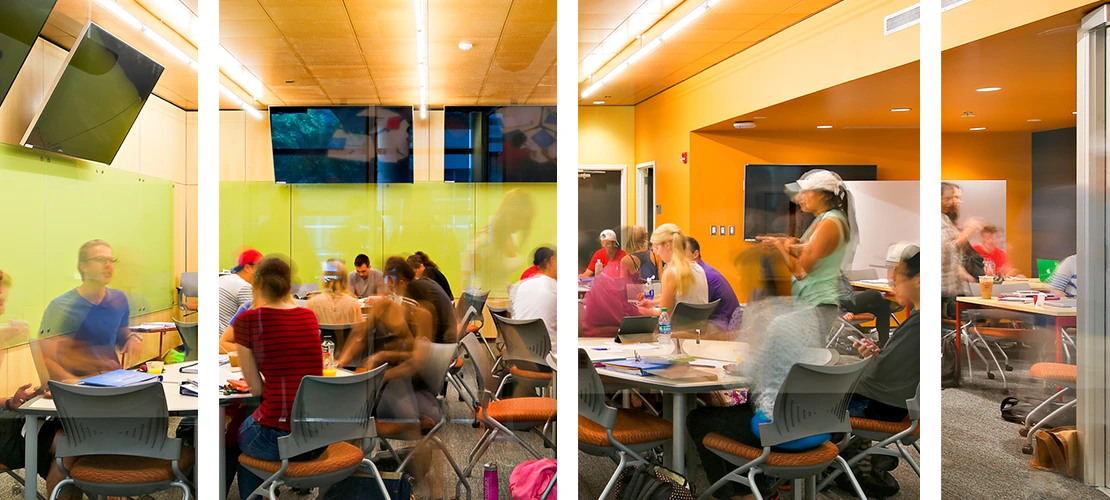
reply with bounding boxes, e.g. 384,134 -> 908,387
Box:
600,359 -> 669,376
79,369 -> 163,387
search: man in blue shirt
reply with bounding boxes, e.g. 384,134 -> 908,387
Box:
686,237 -> 741,330
39,240 -> 138,382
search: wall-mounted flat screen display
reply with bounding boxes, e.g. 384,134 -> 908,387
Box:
743,164 -> 878,240
270,105 -> 413,183
444,106 -> 556,182
0,0 -> 57,106
22,22 -> 164,165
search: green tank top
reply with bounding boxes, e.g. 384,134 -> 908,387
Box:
791,210 -> 848,307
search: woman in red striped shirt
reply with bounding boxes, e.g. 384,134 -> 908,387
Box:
234,257 -> 325,499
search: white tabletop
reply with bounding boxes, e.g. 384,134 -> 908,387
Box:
20,363 -> 199,416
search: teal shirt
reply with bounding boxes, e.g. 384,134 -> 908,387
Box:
791,210 -> 848,307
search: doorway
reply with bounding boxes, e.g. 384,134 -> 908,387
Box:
578,166 -> 625,272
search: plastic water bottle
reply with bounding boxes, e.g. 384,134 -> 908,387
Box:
596,258 -> 604,275
645,277 -> 655,300
985,258 -> 997,277
658,307 -> 671,344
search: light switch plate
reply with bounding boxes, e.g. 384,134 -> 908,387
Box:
710,225 -> 717,235
655,204 -> 662,214
728,225 -> 735,235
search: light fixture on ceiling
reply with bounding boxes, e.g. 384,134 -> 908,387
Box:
890,107 -> 912,112
753,116 -> 766,120
284,80 -> 295,84
733,120 -> 756,129
1027,118 -> 1042,122
970,127 -> 986,131
414,0 -> 429,119
976,87 -> 1002,92
961,111 -> 976,118
458,41 -> 473,51
592,101 -> 605,105
95,0 -> 267,113
581,0 -> 724,98
144,0 -> 199,34
219,84 -> 262,119
816,125 -> 833,129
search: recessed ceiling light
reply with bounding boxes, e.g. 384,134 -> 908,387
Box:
1027,119 -> 1042,122
816,125 -> 833,129
753,116 -> 767,120
592,101 -> 605,105
734,121 -> 756,129
458,41 -> 473,51
976,87 -> 1002,92
970,127 -> 987,131
890,108 -> 912,112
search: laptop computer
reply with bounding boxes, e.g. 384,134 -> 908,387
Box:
615,316 -> 659,344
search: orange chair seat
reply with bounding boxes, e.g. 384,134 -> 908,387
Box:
509,365 -> 553,380
184,300 -> 198,310
578,409 -> 673,447
467,324 -> 481,334
850,417 -> 919,436
973,327 -> 1036,340
239,442 -> 364,477
452,357 -> 464,370
704,433 -> 839,467
69,447 -> 195,484
850,313 -> 876,322
480,397 -> 557,424
0,462 -> 11,472
376,416 -> 436,438
1030,362 -> 1077,383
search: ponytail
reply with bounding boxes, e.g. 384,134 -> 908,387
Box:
651,223 -> 695,295
414,251 -> 437,268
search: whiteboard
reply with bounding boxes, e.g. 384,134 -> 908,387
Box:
840,179 -> 1007,271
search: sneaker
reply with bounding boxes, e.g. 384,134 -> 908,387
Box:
857,468 -> 901,498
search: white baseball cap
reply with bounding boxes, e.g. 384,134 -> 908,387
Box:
785,169 -> 846,196
599,229 -> 618,242
886,242 -> 920,267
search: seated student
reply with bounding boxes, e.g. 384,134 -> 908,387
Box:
220,249 -> 262,335
620,225 -> 663,281
973,224 -> 1023,278
306,259 -> 362,324
407,251 -> 453,300
1050,254 -> 1078,298
39,240 -> 140,382
686,300 -> 828,499
579,229 -> 626,278
0,269 -> 79,500
348,253 -> 386,298
234,257 -> 325,499
637,223 -> 708,316
580,247 -> 641,338
835,244 -> 921,498
385,257 -> 457,344
685,237 -> 740,330
510,247 -> 557,349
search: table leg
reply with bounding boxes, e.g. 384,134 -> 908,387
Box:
220,405 -> 227,500
954,300 -> 963,379
1055,317 -> 1064,364
672,394 -> 686,476
23,416 -> 39,500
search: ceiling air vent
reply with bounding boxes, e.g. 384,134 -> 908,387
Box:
885,3 -> 920,36
942,0 -> 973,12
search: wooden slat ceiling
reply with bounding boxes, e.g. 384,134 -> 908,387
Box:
220,0 -> 557,107
41,0 -> 205,110
579,0 -> 843,106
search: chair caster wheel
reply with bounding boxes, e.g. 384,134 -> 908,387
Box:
1022,444 -> 1034,455
1006,365 -> 1014,371
472,420 -> 481,428
1019,427 -> 1029,437
987,373 -> 996,380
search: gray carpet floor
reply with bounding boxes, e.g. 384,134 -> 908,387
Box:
2,363 -> 555,500
942,342 -> 1101,499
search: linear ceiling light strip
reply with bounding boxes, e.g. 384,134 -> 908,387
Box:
582,0 -> 722,98
414,0 -> 428,119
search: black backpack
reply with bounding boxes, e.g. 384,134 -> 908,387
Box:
942,332 -> 960,388
612,464 -> 694,500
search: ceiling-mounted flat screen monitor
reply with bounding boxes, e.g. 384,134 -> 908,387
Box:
0,0 -> 57,106
444,106 -> 556,182
22,22 -> 164,165
743,164 -> 878,240
270,105 -> 414,183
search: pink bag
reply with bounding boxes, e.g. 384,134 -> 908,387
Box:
509,458 -> 556,500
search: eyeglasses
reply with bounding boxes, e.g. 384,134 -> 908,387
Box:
85,257 -> 118,264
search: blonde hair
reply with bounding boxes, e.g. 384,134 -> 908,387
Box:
651,223 -> 695,295
321,259 -> 349,295
623,226 -> 648,253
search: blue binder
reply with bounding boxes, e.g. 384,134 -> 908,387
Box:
79,369 -> 163,387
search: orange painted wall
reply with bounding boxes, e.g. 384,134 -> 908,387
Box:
580,106 -> 637,225
686,129 -> 920,300
942,131 -> 1034,273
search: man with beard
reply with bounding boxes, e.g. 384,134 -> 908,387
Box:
941,183 -> 982,317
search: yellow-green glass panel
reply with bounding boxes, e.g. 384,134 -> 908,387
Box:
219,181 -> 291,270
470,183 -> 557,298
290,184 -> 381,286
140,176 -> 176,312
381,183 -> 475,295
0,143 -> 48,347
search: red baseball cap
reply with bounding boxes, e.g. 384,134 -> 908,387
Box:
238,249 -> 263,267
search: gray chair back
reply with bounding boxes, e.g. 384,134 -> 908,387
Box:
180,272 -> 198,297
758,360 -> 869,447
420,342 -> 459,396
455,290 -> 490,322
906,384 -> 920,422
577,349 -> 617,430
671,300 -> 720,332
173,319 -> 199,362
456,306 -> 479,340
277,364 -> 388,459
49,381 -> 181,461
492,314 -> 551,367
843,269 -> 879,281
460,334 -> 495,402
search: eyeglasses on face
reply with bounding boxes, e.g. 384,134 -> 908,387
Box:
85,257 -> 118,264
